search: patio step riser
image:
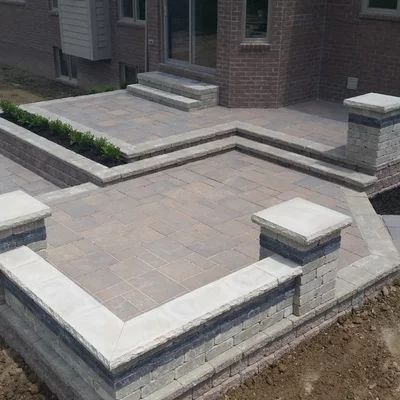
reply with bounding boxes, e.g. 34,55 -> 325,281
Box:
128,71 -> 218,111
137,71 -> 218,101
137,78 -> 218,103
127,84 -> 203,112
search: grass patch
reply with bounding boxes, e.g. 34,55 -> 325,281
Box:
0,100 -> 125,167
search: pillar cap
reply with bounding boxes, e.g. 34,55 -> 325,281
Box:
0,190 -> 51,231
344,93 -> 400,114
252,198 -> 352,246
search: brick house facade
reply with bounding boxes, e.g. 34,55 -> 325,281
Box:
0,0 -> 399,107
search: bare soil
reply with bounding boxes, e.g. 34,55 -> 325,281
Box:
1,283 -> 399,400
0,337 -> 56,400
224,282 -> 400,400
0,64 -> 85,104
372,187 -> 400,215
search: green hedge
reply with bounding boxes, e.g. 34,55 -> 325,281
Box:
0,100 -> 123,163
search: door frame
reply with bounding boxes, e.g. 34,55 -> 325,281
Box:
162,0 -> 217,74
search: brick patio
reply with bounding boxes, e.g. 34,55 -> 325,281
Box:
44,152 -> 369,321
29,92 -> 348,148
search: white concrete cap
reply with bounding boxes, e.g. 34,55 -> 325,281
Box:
344,93 -> 400,114
0,246 -> 301,372
252,197 -> 352,246
0,190 -> 51,231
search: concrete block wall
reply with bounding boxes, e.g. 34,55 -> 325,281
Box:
345,93 -> 400,175
0,118 -> 94,187
0,196 -> 351,400
1,191 -> 399,400
0,256 -> 298,400
0,190 -> 51,255
252,198 -> 351,316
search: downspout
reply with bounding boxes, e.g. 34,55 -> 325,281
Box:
144,0 -> 149,71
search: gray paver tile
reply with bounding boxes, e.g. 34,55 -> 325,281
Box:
143,237 -> 193,262
76,267 -> 122,294
95,281 -> 135,302
122,287 -> 158,313
104,296 -> 140,321
158,260 -> 204,283
109,257 -> 153,280
46,222 -> 81,248
129,270 -> 187,304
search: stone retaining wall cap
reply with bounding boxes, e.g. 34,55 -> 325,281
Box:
251,198 -> 352,246
344,93 -> 400,114
0,190 -> 51,231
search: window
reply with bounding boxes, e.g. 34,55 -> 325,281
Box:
48,0 -> 58,11
120,0 -> 145,21
54,48 -> 78,82
119,63 -> 141,87
363,0 -> 400,15
245,0 -> 270,39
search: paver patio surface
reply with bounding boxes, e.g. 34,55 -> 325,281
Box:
0,153 -> 58,196
44,152 -> 369,321
32,91 -> 347,148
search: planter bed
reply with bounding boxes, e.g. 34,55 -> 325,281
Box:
0,102 -> 125,168
0,117 -> 115,187
0,117 -> 378,190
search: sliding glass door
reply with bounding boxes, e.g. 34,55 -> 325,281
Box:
166,0 -> 217,69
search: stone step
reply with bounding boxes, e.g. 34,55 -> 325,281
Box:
137,71 -> 218,103
127,84 -> 202,111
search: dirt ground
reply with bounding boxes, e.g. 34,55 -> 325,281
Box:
0,64 -> 85,104
0,338 -> 56,400
225,282 -> 400,400
0,283 -> 399,400
371,187 -> 400,215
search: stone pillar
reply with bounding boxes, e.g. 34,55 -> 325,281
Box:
344,93 -> 400,173
0,190 -> 51,255
252,198 -> 352,316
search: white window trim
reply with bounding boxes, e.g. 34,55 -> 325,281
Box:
362,0 -> 400,16
54,49 -> 78,83
242,0 -> 272,43
48,0 -> 58,11
119,0 -> 145,22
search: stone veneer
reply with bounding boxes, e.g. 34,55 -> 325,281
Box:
0,195 -> 367,400
345,93 -> 400,174
0,190 -> 51,254
252,198 -> 351,316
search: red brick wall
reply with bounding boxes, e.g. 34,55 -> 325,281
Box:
0,0 -> 146,89
2,0 -> 399,106
217,0 -> 326,108
319,0 -> 400,101
147,0 -> 163,71
0,0 -> 61,79
146,0 -> 327,108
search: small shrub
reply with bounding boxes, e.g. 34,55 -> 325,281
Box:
48,119 -> 72,140
93,137 -> 123,161
69,130 -> 93,151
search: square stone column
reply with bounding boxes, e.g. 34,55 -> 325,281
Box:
252,198 -> 352,316
0,190 -> 51,254
344,93 -> 400,173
